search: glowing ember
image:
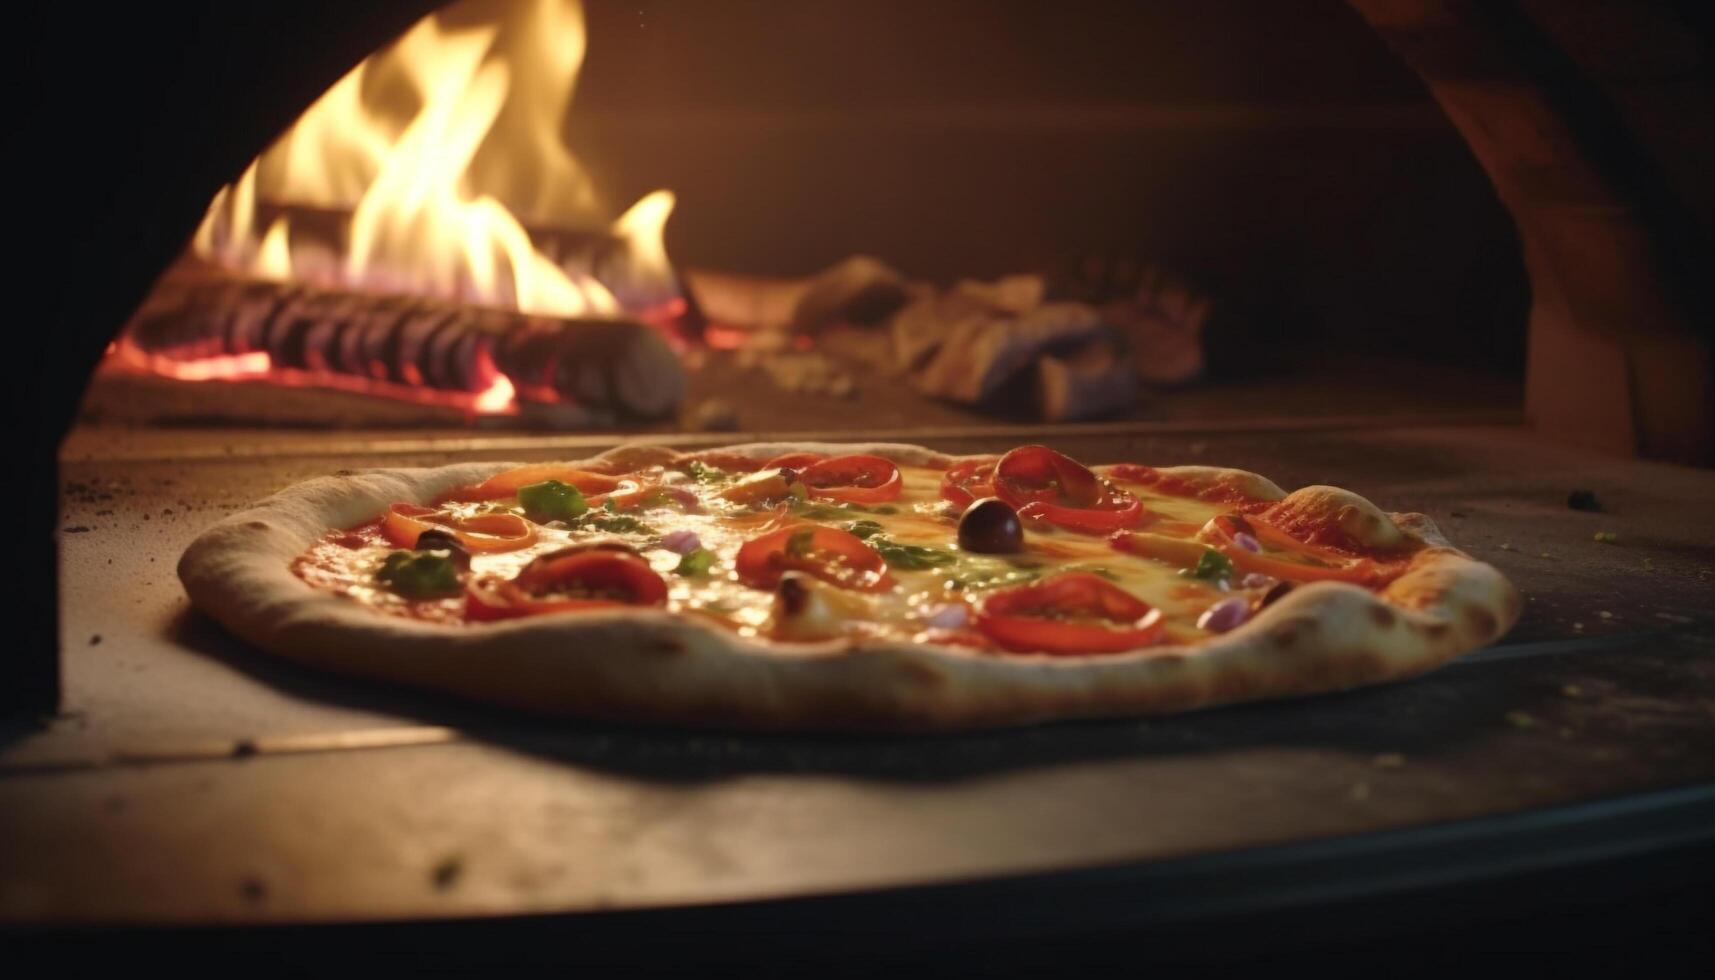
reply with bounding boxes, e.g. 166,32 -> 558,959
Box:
155,0 -> 682,416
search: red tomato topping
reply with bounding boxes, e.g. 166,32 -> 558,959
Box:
1202,513 -> 1404,587
941,457 -> 999,510
995,446 -> 1146,534
466,546 -> 668,621
800,454 -> 903,504
1016,492 -> 1146,534
1104,463 -> 1266,508
975,572 -> 1164,654
382,503 -> 537,553
994,445 -> 1105,509
735,524 -> 893,592
453,464 -> 622,502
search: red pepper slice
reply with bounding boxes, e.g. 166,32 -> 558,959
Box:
735,524 -> 893,592
1202,514 -> 1401,587
996,446 -> 1145,533
941,457 -> 999,510
381,503 -> 537,553
975,572 -> 1164,654
466,546 -> 668,621
800,454 -> 903,504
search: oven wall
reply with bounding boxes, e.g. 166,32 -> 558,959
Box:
569,0 -> 1529,378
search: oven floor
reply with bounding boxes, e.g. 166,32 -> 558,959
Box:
7,421 -> 1714,926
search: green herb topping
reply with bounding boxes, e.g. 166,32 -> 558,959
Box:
374,550 -> 462,599
674,549 -> 716,576
517,480 -> 587,522
845,519 -> 885,539
1181,549 -> 1235,582
870,536 -> 957,570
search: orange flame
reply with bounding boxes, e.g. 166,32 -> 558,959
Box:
191,0 -> 675,325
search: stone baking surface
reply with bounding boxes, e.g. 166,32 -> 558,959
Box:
6,422 -> 1713,923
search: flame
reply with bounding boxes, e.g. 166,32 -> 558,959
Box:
191,0 -> 672,324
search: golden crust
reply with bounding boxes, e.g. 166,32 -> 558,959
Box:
176,441 -> 1520,732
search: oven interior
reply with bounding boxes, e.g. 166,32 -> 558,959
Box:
10,0 -> 1714,963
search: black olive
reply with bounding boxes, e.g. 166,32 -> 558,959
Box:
1256,580 -> 1294,611
413,529 -> 471,570
958,497 -> 1024,554
778,574 -> 812,616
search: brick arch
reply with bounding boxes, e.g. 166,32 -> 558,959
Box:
1350,0 -> 1713,463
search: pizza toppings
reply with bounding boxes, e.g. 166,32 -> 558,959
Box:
736,524 -> 893,592
957,497 -> 1025,554
517,479 -> 589,522
993,445 -> 1146,534
297,444 -> 1435,655
940,457 -> 998,510
411,529 -> 471,569
798,455 -> 904,504
459,463 -> 622,501
382,503 -> 538,553
975,572 -> 1164,654
718,467 -> 808,506
769,571 -> 882,641
466,544 -> 668,620
673,548 -> 716,576
375,550 -> 464,599
1196,596 -> 1250,633
1199,513 -> 1404,587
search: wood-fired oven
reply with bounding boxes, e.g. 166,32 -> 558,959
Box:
9,0 -> 1713,969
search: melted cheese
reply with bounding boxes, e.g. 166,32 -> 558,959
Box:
291,459 -> 1405,652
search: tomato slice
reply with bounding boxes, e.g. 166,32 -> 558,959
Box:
1201,513 -> 1402,587
800,454 -> 903,504
466,546 -> 668,621
994,445 -> 1106,509
1104,463 -> 1268,509
382,503 -> 537,553
995,446 -> 1145,533
454,464 -> 622,502
762,452 -> 827,471
1017,491 -> 1146,534
975,572 -> 1164,654
735,524 -> 893,592
940,457 -> 999,510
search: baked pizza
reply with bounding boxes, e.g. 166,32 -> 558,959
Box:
178,442 -> 1521,731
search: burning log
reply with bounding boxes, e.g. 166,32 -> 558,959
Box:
121,273 -> 685,420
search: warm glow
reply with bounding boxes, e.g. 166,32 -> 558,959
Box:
190,0 -> 673,325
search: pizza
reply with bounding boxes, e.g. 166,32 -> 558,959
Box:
177,441 -> 1521,731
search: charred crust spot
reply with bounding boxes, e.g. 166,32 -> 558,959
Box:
245,521 -> 270,532
897,658 -> 948,689
1368,605 -> 1396,628
1423,621 -> 1452,639
1270,620 -> 1314,647
650,637 -> 687,656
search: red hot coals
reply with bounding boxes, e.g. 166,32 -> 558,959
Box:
115,275 -> 686,420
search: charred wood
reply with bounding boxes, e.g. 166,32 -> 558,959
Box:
123,276 -> 685,419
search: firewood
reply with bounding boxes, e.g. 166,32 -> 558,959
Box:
122,273 -> 685,419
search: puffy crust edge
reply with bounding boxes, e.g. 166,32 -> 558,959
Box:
177,442 -> 1520,732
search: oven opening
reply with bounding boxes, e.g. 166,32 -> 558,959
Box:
15,0 -> 1714,961
75,0 -> 1558,443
